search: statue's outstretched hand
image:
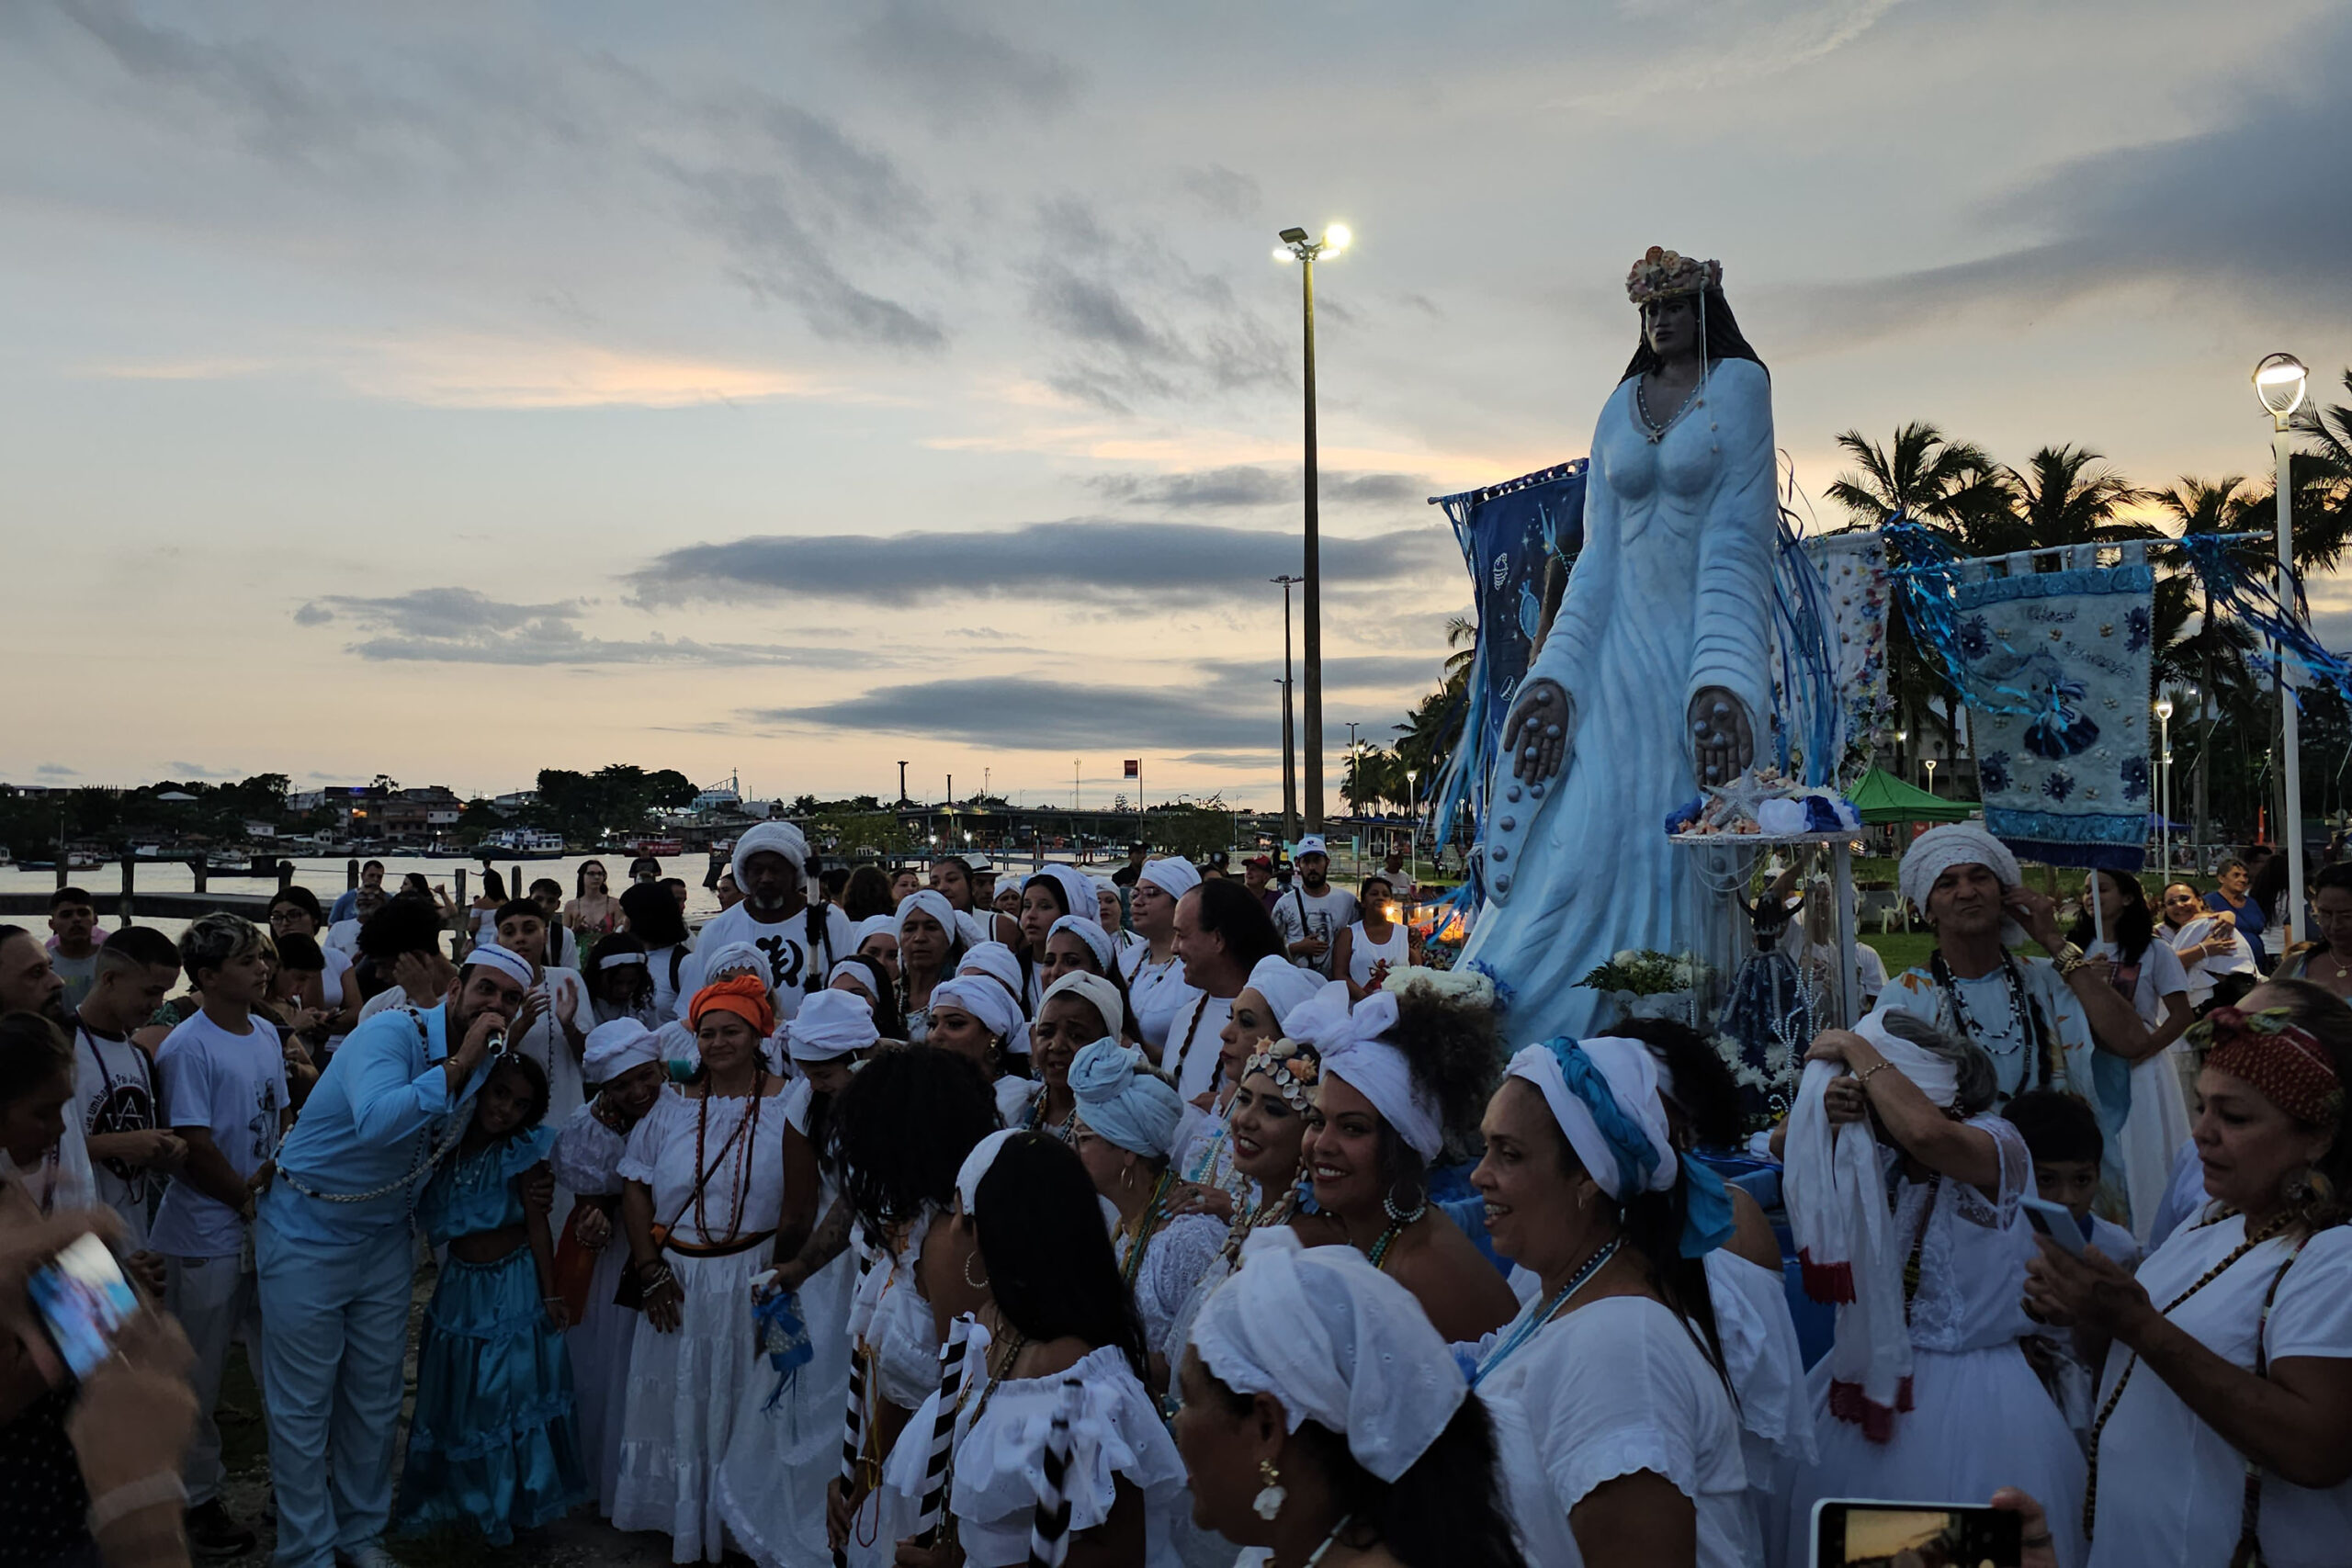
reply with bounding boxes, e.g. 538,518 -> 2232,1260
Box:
1502,680 -> 1570,783
1689,687 -> 1753,786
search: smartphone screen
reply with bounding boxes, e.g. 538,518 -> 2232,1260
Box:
2019,1196 -> 2088,1258
1814,1500 -> 2022,1567
28,1234 -> 138,1381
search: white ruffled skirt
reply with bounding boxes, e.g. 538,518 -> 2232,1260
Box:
715,1244 -> 858,1568
569,1240 -> 633,1515
1781,1341 -> 2086,1568
612,1248 -> 768,1562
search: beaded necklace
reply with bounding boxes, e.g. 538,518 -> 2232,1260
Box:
1634,372 -> 1703,443
692,1068 -> 767,1245
1221,1187 -> 1300,1267
1026,1088 -> 1078,1143
1366,1207 -> 1421,1272
1116,1170 -> 1179,1291
1302,1513 -> 1357,1567
1928,950 -> 2063,1100
1471,1238 -> 1621,1387
2082,1211 -> 2296,1542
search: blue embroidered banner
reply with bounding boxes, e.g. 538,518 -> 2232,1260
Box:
1949,543 -> 2154,870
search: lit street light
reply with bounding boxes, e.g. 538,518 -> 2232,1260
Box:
1275,221 -> 1351,833
1924,758 -> 1938,796
2255,351 -> 2310,943
2155,694 -> 2174,883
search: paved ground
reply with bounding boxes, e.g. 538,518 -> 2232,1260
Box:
215,1262 -> 684,1568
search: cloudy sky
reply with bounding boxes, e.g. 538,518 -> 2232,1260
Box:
5,0 -> 2346,807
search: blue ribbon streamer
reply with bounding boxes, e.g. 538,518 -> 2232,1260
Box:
2174,531 -> 2352,708
752,1287 -> 814,1411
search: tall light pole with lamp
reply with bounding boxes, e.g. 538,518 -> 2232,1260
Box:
2255,352 -> 2310,943
1406,766 -> 1419,885
1924,758 -> 1938,797
2155,694 -> 2175,884
1274,222 -> 1350,833
1272,573 -> 1303,843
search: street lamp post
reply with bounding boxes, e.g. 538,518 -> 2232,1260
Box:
1275,222 -> 1350,834
2155,694 -> 2175,884
1406,767 -> 1419,885
1924,759 -> 1938,797
2256,351 -> 2311,944
1272,573 -> 1303,843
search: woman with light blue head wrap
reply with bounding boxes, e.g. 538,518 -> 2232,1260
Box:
1065,1038 -> 1229,1381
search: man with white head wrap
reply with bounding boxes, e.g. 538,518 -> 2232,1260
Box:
1777,1010 -> 2086,1568
1123,857 -> 1201,1052
1864,821 -> 2139,1204
679,820 -> 854,1026
1471,1033 -> 1751,1568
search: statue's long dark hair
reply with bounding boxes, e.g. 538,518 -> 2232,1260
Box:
1620,286 -> 1768,383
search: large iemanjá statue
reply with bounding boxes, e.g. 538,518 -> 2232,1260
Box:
1462,248 -> 1781,1041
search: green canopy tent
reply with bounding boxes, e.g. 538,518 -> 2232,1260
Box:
1847,765 -> 1976,826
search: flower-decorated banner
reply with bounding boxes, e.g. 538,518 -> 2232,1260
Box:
1951,542 -> 2153,870
1796,532 -> 1894,781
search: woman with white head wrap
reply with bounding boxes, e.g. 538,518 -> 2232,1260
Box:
1016,865 -> 1098,1008
1777,1012 -> 2086,1567
1289,982 -> 1520,1343
550,1020 -> 672,1513
1026,971 -> 1125,1143
713,991 -> 877,1568
891,889 -> 964,1045
1123,857 -> 1200,1049
925,976 -> 1035,1126
851,913 -> 900,985
1063,1039 -> 1228,1382
1171,1229 -> 1524,1568
826,955 -> 907,1041
1467,1033 -> 1749,1568
880,1130 -> 1186,1567
954,941 -> 1035,1062
1166,954 -> 1327,1222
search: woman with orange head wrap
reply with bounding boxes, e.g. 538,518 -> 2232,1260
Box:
611,968 -> 788,1556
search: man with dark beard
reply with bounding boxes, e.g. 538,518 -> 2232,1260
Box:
680,821 -> 854,1024
255,942 -> 530,1568
0,924 -> 68,1023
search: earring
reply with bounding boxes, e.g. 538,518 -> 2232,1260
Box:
1383,1183 -> 1428,1225
1252,1459 -> 1286,1521
964,1252 -> 989,1290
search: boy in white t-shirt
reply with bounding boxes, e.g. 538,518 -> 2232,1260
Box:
2006,1089 -> 2138,1447
152,913 -> 298,1558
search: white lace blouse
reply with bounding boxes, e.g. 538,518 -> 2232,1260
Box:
1115,1212 -> 1227,1363
1890,1112 -> 2038,1354
548,1100 -> 629,1195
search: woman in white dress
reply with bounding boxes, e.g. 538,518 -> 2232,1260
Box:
1172,1229 -> 1525,1568
892,891 -> 964,1045
1610,1017 -> 1815,1566
1064,1037 -> 1226,1393
882,1130 -> 1186,1567
2160,881 -> 2260,1008
612,974 -> 788,1562
923,976 -> 1034,1126
819,1043 -> 1001,1568
1781,1011 -> 2086,1567
2026,983 -> 2352,1568
1469,1034 -> 1754,1568
717,991 -> 878,1568
548,1020 -> 671,1516
2071,869 -> 2194,1240
1331,874 -> 1420,1002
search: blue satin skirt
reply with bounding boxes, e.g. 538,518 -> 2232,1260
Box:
396,1247 -> 590,1544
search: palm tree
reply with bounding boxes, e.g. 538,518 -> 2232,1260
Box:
1978,445 -> 2158,556
2155,476 -> 2263,848
2283,367 -> 2352,575
1826,422 -> 2010,533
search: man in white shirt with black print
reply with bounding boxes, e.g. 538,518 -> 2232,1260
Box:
678,820 -> 854,1025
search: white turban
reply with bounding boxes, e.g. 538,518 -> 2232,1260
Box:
1192,1228 -> 1465,1483
1283,983 -> 1443,1161
1069,1038 -> 1184,1156
1897,822 -> 2028,945
956,1127 -> 1020,1213
895,890 -> 956,944
853,914 -> 899,951
1026,865 -> 1095,922
462,942 -> 533,991
826,958 -> 880,1001
930,976 -> 1021,1043
698,942 -> 766,983
1244,954 -> 1323,1030
1855,1009 -> 1961,1108
1138,857 -> 1200,900
787,988 -> 879,1061
731,820 -> 810,886
1041,970 -> 1125,1043
956,942 -> 1027,1013
1047,914 -> 1116,973
583,1018 -> 662,1082
1505,1038 -> 1679,1200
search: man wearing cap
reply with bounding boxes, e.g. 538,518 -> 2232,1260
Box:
256,942 -> 530,1568
1122,856 -> 1200,1057
1270,835 -> 1360,978
680,820 -> 855,1025
1111,841 -> 1149,889
1867,822 -> 2147,1189
1242,854 -> 1278,913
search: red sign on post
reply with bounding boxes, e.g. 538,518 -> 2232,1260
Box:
1123,760 -> 1139,777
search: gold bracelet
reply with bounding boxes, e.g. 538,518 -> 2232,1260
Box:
1854,1060 -> 1893,1087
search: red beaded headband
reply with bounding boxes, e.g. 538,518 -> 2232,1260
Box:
2193,1006 -> 2343,1125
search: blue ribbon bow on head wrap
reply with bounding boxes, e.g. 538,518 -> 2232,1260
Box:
1068,1037 -> 1184,1157
1505,1036 -> 1734,1258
